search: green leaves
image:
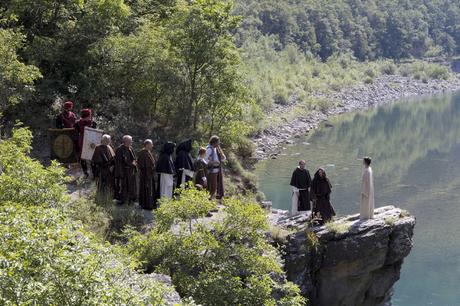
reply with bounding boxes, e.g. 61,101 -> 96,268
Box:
0,29 -> 41,112
128,193 -> 306,305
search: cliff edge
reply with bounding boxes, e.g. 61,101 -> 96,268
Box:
270,206 -> 416,306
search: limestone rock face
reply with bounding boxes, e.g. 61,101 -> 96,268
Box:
271,206 -> 416,306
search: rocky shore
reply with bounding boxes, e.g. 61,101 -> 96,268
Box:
253,74 -> 460,159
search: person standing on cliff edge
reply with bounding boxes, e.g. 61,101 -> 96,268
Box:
290,160 -> 312,216
360,157 -> 375,220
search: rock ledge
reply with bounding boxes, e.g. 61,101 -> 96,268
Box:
271,206 -> 416,306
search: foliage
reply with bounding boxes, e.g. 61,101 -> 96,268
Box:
128,194 -> 307,305
156,186 -> 217,233
0,128 -> 174,305
325,221 -> 352,235
236,0 -> 460,60
0,29 -> 41,122
0,126 -> 69,209
0,204 -> 169,305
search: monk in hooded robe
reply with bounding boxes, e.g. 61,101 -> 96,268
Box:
311,168 -> 336,223
156,142 -> 176,201
290,160 -> 312,215
138,139 -> 156,210
360,157 -> 375,220
175,139 -> 195,187
114,135 -> 137,205
91,134 -> 115,195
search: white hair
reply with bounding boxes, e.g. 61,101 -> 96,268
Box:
122,135 -> 132,143
144,139 -> 153,146
101,134 -> 111,145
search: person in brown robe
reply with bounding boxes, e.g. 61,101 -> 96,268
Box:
194,147 -> 208,190
137,139 -> 156,210
114,135 -> 137,205
311,168 -> 336,223
91,134 -> 115,195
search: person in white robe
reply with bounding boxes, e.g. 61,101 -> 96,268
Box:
360,157 -> 375,220
156,142 -> 176,202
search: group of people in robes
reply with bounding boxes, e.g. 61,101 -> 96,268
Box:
90,133 -> 227,210
289,157 -> 374,224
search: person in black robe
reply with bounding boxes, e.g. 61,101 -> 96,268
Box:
290,160 -> 312,212
91,134 -> 115,195
311,168 -> 336,223
156,142 -> 176,202
138,139 -> 156,210
175,139 -> 195,187
114,135 -> 137,204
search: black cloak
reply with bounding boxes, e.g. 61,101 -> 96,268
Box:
156,142 -> 176,174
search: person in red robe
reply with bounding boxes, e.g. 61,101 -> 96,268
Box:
74,108 -> 96,177
55,101 -> 77,129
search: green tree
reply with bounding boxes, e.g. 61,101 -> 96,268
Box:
127,191 -> 306,306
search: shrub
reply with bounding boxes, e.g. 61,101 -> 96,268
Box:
325,221 -> 352,234
0,128 -> 172,305
128,196 -> 307,306
364,76 -> 374,84
380,62 -> 397,75
0,204 -> 170,305
0,126 -> 69,209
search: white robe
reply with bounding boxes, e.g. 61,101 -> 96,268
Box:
180,169 -> 195,187
291,187 -> 300,216
159,173 -> 174,199
360,166 -> 375,220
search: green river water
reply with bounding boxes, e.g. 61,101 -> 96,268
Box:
255,91 -> 460,305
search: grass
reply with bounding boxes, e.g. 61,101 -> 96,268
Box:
270,225 -> 293,245
242,40 -> 455,133
306,229 -> 320,252
384,216 -> 398,226
325,221 -> 352,235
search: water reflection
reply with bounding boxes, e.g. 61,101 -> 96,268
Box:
255,91 -> 460,306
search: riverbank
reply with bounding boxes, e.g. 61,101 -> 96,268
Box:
253,73 -> 460,160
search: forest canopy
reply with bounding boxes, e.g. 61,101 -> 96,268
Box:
1,0 -> 459,144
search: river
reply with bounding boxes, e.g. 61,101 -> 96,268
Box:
254,91 -> 460,306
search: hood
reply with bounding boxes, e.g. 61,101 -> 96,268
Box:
176,139 -> 193,153
161,142 -> 176,155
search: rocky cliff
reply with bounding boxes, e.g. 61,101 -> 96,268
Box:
270,206 -> 416,306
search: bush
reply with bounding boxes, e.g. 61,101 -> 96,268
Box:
0,204 -> 170,305
128,194 -> 307,306
380,62 -> 397,75
0,128 -> 172,305
364,76 -> 374,84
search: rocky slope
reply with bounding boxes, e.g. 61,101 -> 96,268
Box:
270,206 -> 416,306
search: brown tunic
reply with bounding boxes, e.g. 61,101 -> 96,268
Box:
138,149 -> 156,210
114,145 -> 137,203
92,144 -> 115,194
194,158 -> 208,189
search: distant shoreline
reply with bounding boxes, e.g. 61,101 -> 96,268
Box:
252,73 -> 460,160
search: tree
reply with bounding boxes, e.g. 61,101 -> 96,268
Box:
0,29 -> 41,131
127,190 -> 307,306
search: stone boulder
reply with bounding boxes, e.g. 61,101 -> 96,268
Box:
271,206 -> 416,306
